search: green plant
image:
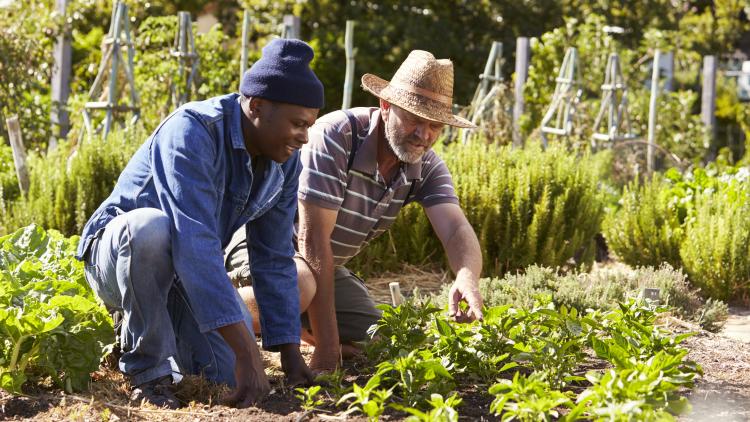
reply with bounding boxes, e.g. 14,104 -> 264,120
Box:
604,175 -> 684,268
337,374 -> 394,422
680,189 -> 750,301
295,385 -> 324,411
433,263 -> 726,332
489,372 -> 573,422
606,167 -> 750,301
0,126 -> 145,236
374,349 -> 454,408
0,224 -> 114,393
366,300 -> 441,361
397,393 -> 463,422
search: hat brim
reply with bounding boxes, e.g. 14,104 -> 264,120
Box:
361,74 -> 477,129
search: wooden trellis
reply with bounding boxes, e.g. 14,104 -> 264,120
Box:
461,41 -> 505,144
540,47 -> 582,147
169,11 -> 200,108
591,52 -> 638,146
82,1 -> 140,140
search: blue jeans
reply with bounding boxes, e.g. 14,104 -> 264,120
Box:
83,208 -> 254,387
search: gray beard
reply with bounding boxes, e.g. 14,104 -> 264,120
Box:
385,123 -> 423,164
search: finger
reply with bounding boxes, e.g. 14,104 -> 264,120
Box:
467,298 -> 484,321
447,288 -> 458,316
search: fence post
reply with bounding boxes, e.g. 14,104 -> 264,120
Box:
647,49 -> 661,173
513,37 -> 530,147
239,9 -> 251,85
50,0 -> 72,149
342,20 -> 356,109
701,55 -> 717,148
5,116 -> 29,196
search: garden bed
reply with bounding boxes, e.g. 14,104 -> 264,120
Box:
2,266 -> 748,421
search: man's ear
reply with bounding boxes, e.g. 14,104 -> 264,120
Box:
246,97 -> 265,119
380,99 -> 391,121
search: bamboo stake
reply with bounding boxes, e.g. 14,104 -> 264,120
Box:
342,20 -> 355,109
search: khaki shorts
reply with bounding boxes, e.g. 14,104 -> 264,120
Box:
225,232 -> 381,343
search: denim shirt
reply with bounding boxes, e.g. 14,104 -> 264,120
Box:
76,93 -> 301,349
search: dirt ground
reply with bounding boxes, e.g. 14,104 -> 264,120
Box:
1,267 -> 749,421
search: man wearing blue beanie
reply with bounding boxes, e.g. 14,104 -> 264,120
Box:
76,38 -> 323,409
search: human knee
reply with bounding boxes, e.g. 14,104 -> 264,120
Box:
126,208 -> 171,256
295,257 -> 316,310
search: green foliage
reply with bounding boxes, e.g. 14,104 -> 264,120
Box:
0,1 -> 57,148
398,393 -> 462,422
0,224 -> 114,394
0,144 -> 21,204
434,264 -> 726,332
0,126 -> 146,236
350,142 -> 605,277
133,16 -> 239,131
240,0 -> 567,114
354,298 -> 700,420
680,189 -> 750,301
489,372 -> 573,422
374,349 -> 454,408
604,175 -> 684,268
295,385 -> 324,411
337,374 -> 394,422
606,167 -> 750,301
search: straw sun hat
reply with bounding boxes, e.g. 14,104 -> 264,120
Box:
361,50 -> 476,129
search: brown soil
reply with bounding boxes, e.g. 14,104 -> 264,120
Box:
2,266 -> 749,421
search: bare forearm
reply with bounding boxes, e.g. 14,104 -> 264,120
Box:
445,223 -> 482,280
300,240 -> 339,350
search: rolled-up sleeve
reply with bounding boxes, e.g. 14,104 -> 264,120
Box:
151,112 -> 244,333
247,152 -> 302,350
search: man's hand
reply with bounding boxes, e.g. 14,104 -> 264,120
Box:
448,273 -> 484,323
217,322 -> 271,408
278,343 -> 314,387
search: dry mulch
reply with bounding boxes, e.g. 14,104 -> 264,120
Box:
2,266 -> 750,421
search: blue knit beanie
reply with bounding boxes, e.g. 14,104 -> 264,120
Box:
240,38 -> 324,109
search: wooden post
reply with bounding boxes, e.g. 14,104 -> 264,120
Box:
342,20 -> 355,109
104,1 -> 124,137
50,0 -> 71,149
5,116 -> 29,196
479,41 -> 502,101
282,15 -> 301,39
240,9 -> 251,84
389,282 -> 403,306
647,49 -> 661,173
701,55 -> 717,146
513,37 -> 530,148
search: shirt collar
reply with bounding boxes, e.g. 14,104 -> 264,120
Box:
230,94 -> 247,151
349,108 -> 423,181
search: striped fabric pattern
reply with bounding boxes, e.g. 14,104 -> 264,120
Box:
298,107 -> 459,265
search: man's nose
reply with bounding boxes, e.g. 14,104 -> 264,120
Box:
414,124 -> 431,142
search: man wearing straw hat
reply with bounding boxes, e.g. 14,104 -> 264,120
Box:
227,50 -> 484,373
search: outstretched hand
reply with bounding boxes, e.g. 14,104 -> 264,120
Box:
447,274 -> 484,323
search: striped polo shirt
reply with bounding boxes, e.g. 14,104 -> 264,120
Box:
298,107 -> 459,266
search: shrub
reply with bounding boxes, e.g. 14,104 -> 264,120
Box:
680,189 -> 750,301
350,142 -> 606,277
431,264 -> 727,332
604,175 -> 684,268
606,167 -> 750,301
0,126 -> 146,236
